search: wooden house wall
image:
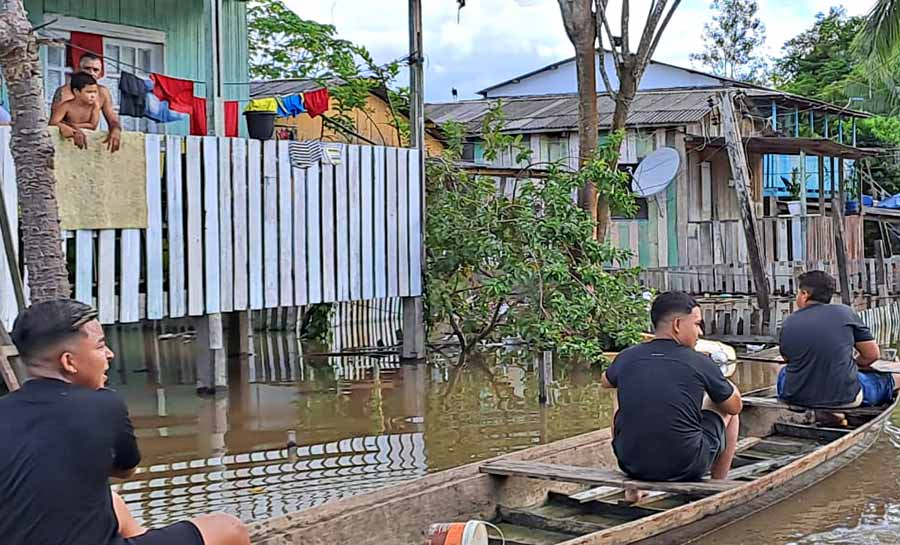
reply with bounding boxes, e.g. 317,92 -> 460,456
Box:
25,0 -> 249,102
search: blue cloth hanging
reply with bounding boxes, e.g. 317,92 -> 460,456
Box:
277,94 -> 305,118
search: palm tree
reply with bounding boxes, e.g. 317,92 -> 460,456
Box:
0,0 -> 70,302
858,0 -> 900,61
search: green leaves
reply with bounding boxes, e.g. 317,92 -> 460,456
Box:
426,111 -> 648,367
248,0 -> 405,139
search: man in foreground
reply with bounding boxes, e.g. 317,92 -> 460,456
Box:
0,299 -> 250,545
51,52 -> 121,151
601,292 -> 742,497
778,270 -> 899,409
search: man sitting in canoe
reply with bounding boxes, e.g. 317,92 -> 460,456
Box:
601,292 -> 742,495
778,270 -> 899,409
0,299 -> 250,545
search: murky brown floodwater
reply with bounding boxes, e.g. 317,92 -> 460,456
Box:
103,326 -> 900,544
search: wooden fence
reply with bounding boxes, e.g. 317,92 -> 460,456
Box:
0,129 -> 423,330
681,215 -> 863,268
638,257 -> 900,296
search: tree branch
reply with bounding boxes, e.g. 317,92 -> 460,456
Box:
473,298 -> 505,347
636,0 -> 668,67
597,49 -> 619,99
596,1 -> 623,66
646,0 -> 682,69
621,0 -> 630,54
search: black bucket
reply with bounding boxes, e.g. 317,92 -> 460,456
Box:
244,111 -> 276,140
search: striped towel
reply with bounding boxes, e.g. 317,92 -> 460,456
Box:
288,141 -> 322,169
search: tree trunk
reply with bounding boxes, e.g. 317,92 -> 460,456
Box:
573,37 -> 599,226
0,1 -> 70,303
598,59 -> 638,241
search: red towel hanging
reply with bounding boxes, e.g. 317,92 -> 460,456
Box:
302,88 -> 330,118
150,73 -> 195,115
224,101 -> 239,137
67,32 -> 104,75
190,97 -> 208,136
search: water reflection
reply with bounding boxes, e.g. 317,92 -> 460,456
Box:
103,326 -> 616,527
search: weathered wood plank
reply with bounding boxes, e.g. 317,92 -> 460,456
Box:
773,423 -> 849,443
218,137 -> 234,313
336,144 -> 351,302
248,139 -> 265,309
361,146 -> 376,300
321,160 -> 337,302
374,147 -> 388,299
166,136 -> 186,318
398,147 -> 411,296
97,230 -> 116,324
306,163 -> 323,304
263,140 -> 280,308
145,134 -> 164,319
293,166 -> 308,306
386,148 -> 400,297
74,230 -> 93,306
186,137 -> 204,316
119,229 -> 140,323
480,460 -> 739,496
203,137 -> 221,314
348,145 -> 363,301
277,141 -> 294,307
409,149 -> 423,296
232,138 -> 250,311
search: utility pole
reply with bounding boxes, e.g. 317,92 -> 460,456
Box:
719,91 -> 771,328
401,0 -> 426,360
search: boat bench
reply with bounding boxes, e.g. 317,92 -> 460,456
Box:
742,396 -> 886,417
480,460 -> 740,497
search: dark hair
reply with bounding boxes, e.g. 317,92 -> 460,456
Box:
650,291 -> 699,328
798,270 -> 834,304
78,53 -> 102,66
10,299 -> 98,364
70,72 -> 98,92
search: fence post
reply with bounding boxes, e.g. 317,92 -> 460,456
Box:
876,241 -> 888,298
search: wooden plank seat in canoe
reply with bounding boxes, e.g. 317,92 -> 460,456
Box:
479,460 -> 741,497
742,395 -> 889,417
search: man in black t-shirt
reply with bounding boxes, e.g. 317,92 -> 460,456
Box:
778,270 -> 899,408
0,300 -> 250,545
601,292 -> 742,495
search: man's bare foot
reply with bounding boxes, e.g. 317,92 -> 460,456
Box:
623,487 -> 647,503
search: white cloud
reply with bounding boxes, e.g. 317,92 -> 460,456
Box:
284,0 -> 877,101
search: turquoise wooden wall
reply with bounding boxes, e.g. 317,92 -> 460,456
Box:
24,0 -> 249,102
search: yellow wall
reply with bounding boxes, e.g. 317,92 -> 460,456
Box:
276,94 -> 444,156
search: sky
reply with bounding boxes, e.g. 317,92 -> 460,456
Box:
285,1 -> 877,103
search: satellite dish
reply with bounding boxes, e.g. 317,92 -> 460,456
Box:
632,147 -> 680,198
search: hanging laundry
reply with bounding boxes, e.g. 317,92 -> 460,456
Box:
150,73 -> 195,114
302,88 -> 330,118
145,92 -> 186,124
190,96 -> 207,136
288,141 -> 323,168
118,71 -> 147,117
67,32 -> 104,73
244,98 -> 278,113
276,95 -> 305,118
224,101 -> 239,137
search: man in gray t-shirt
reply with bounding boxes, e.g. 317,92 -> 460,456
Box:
779,270 -> 898,408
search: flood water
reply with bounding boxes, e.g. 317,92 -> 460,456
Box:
104,324 -> 900,544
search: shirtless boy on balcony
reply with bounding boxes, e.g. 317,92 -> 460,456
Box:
50,72 -> 101,148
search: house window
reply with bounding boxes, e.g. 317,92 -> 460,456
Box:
102,38 -> 164,132
541,135 -> 569,164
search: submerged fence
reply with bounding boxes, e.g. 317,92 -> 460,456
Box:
0,128 -> 423,329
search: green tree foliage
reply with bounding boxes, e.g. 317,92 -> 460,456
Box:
690,0 -> 768,84
247,0 -> 406,138
426,104 -> 648,366
772,8 -> 864,105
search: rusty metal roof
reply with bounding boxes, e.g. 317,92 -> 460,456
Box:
426,87 -> 869,135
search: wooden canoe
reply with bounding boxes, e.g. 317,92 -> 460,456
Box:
247,390 -> 896,545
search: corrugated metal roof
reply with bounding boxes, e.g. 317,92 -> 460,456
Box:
426,87 -> 869,135
426,88 -> 721,134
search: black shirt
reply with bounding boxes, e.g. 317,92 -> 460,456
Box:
779,303 -> 873,407
605,339 -> 735,481
0,378 -> 141,545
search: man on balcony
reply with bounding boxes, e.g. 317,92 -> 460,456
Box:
51,53 -> 121,152
778,270 -> 899,412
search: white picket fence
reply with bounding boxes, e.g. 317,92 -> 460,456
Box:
0,128 -> 424,328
